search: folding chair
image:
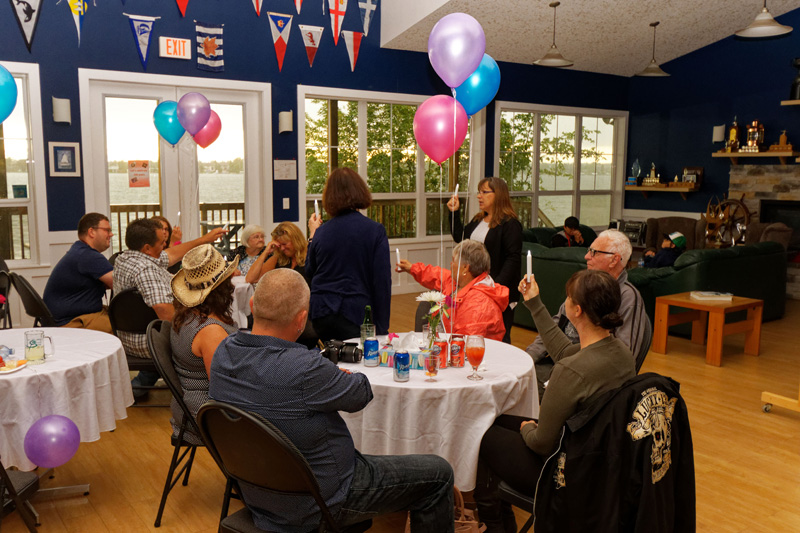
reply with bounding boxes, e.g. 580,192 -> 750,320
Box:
9,273 -> 56,327
1,455 -> 41,532
635,318 -> 653,373
197,401 -> 371,533
498,481 -> 533,533
0,270 -> 11,329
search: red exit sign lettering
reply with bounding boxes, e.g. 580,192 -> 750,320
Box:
159,37 -> 191,60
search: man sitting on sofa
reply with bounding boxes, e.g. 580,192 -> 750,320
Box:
643,231 -> 686,269
527,229 -> 649,400
551,216 -> 584,248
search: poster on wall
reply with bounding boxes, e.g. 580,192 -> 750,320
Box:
299,24 -> 323,67
124,13 -> 160,71
358,0 -> 377,37
9,0 -> 43,52
196,21 -> 224,72
268,12 -> 293,72
48,142 -> 81,177
127,160 -> 151,188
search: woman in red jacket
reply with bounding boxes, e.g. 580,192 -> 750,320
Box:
397,240 -> 508,341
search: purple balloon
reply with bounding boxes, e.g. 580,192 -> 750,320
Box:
24,415 -> 81,469
177,92 -> 211,135
428,13 -> 486,88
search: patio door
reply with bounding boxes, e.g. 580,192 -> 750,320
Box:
79,70 -> 271,253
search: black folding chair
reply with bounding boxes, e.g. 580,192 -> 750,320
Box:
0,270 -> 11,329
498,481 -> 533,533
1,455 -> 41,532
197,401 -> 371,533
9,273 -> 56,327
108,287 -> 166,404
635,318 -> 653,374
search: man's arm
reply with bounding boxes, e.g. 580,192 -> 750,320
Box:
99,271 -> 113,290
165,227 -> 227,266
303,355 -> 373,413
152,302 -> 174,321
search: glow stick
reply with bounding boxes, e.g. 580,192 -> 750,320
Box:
314,199 -> 320,219
526,250 -> 532,281
396,248 -> 401,266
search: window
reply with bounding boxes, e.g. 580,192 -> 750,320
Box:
497,103 -> 626,229
301,87 -> 473,240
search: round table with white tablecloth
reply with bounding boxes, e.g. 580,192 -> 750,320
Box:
0,328 -> 133,471
338,335 -> 538,490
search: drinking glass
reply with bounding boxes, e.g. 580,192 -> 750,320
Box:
360,324 -> 376,349
465,335 -> 485,381
24,330 -> 54,365
424,353 -> 439,382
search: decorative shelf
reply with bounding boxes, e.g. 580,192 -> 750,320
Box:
712,151 -> 799,165
625,185 -> 698,200
780,100 -> 800,106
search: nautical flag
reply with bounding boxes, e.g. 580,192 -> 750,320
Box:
124,14 -> 159,71
196,21 -> 224,72
268,12 -> 293,72
294,0 -> 302,14
251,0 -> 262,16
9,0 -> 43,52
328,0 -> 347,46
358,0 -> 376,37
68,0 -> 86,45
299,24 -> 323,67
176,0 -> 189,17
341,30 -> 362,72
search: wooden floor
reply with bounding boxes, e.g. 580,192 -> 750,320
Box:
4,295 -> 800,533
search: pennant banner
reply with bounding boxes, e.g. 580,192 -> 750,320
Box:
124,13 -> 159,71
196,21 -> 224,72
294,0 -> 302,14
9,0 -> 43,52
251,0 -> 262,16
341,30 -> 362,72
176,0 -> 189,17
68,0 -> 86,45
358,0 -> 376,37
328,0 -> 347,45
299,24 -> 323,67
268,12 -> 293,72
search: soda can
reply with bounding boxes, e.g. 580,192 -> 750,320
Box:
449,334 -> 465,367
364,337 -> 380,367
434,339 -> 449,368
394,350 -> 410,382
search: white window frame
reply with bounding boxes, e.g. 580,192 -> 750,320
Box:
0,60 -> 48,266
493,101 -> 628,229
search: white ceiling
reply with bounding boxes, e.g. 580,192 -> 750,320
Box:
381,0 -> 800,77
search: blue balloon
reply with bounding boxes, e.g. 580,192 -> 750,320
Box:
454,54 -> 501,117
153,100 -> 185,146
0,64 -> 18,124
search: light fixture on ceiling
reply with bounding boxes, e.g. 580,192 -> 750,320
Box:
735,0 -> 792,38
636,21 -> 670,77
534,1 -> 573,68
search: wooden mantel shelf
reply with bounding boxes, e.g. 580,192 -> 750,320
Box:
625,185 -> 697,200
712,151 -> 799,165
780,100 -> 800,106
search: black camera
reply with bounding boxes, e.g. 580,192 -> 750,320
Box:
319,340 -> 362,364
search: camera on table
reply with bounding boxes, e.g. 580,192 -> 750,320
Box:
319,339 -> 362,364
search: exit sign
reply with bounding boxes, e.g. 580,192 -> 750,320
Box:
159,37 -> 191,60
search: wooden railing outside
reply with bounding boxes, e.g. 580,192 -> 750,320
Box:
0,207 -> 29,260
368,199 -> 416,239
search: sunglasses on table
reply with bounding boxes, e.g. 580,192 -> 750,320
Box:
587,248 -> 616,258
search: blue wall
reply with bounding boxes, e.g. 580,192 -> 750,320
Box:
626,8 -> 800,214
1,0 -> 630,230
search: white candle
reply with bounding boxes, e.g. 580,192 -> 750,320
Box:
454,183 -> 459,196
396,248 -> 401,266
314,199 -> 320,219
526,250 -> 532,281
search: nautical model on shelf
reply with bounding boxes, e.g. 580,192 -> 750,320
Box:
701,194 -> 750,248
769,130 -> 793,152
724,116 -> 740,153
740,120 -> 765,153
641,162 -> 661,186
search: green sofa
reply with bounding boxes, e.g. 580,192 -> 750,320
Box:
513,241 -> 787,330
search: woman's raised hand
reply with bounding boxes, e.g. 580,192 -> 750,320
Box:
518,274 -> 540,301
446,194 -> 460,212
396,259 -> 412,273
266,240 -> 280,255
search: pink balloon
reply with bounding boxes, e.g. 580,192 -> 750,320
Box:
192,110 -> 221,148
413,95 -> 468,164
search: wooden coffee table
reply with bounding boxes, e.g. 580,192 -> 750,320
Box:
652,292 -> 763,366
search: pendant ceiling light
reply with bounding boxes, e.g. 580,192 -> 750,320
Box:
636,21 -> 670,77
735,0 -> 792,38
534,1 -> 573,68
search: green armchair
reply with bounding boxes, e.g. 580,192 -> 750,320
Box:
521,225 -> 597,248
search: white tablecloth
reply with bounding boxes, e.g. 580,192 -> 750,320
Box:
231,276 -> 254,329
0,328 -> 134,470
339,335 -> 538,490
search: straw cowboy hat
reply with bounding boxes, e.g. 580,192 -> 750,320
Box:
171,244 -> 239,307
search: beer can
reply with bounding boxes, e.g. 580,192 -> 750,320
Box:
434,339 -> 449,368
364,337 -> 380,367
450,334 -> 465,367
394,350 -> 410,382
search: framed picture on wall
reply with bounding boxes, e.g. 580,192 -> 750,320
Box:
48,142 -> 81,177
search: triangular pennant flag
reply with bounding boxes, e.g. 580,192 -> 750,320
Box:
299,24 -> 323,67
251,0 -> 262,16
358,0 -> 376,37
68,0 -> 86,45
328,0 -> 347,45
341,30 -> 362,72
176,0 -> 189,17
196,20 -> 224,72
9,0 -> 43,52
124,14 -> 159,71
268,12 -> 293,72
294,0 -> 303,14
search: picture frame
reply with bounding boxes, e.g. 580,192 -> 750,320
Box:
684,174 -> 697,183
682,166 -> 704,189
48,142 -> 81,177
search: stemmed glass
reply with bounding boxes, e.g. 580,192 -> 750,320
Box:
424,353 -> 439,382
465,335 -> 485,381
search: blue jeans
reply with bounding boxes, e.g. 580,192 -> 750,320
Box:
131,369 -> 160,397
336,452 -> 455,533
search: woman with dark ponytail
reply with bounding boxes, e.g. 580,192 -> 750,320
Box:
473,269 -> 635,533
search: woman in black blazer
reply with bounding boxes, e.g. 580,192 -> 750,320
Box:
448,177 -> 522,343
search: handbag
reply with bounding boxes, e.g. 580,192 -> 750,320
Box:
404,486 -> 487,533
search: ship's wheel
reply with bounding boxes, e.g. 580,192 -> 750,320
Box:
713,198 -> 750,247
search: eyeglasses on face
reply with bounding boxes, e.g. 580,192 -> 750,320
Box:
587,247 -> 616,258
477,189 -> 494,196
92,226 -> 113,234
